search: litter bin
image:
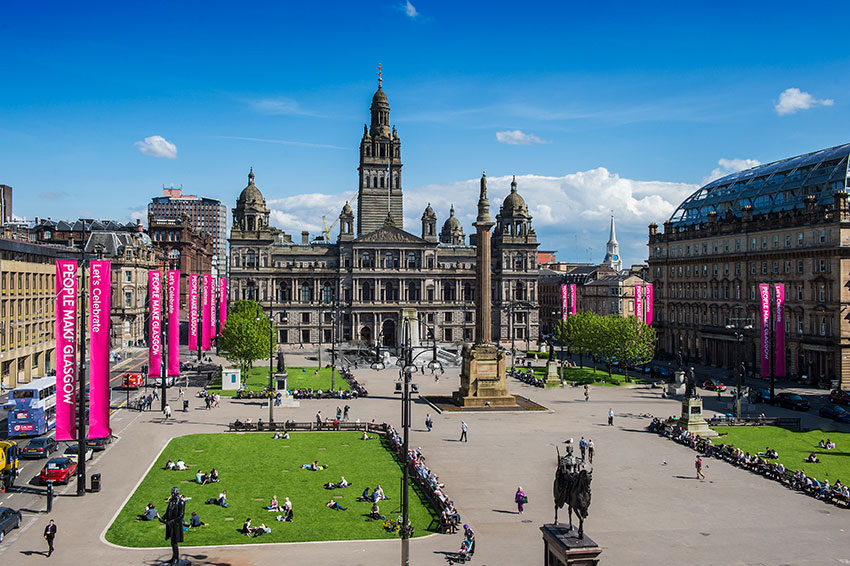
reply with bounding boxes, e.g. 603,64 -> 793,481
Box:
183,399 -> 189,412
91,473 -> 101,493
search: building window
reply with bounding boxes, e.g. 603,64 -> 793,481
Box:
124,291 -> 133,307
124,271 -> 132,283
819,230 -> 826,243
784,261 -> 791,274
772,261 -> 778,274
818,285 -> 825,302
797,260 -> 804,274
301,312 -> 310,324
750,263 -> 756,275
797,233 -> 804,246
751,238 -> 756,250
773,236 -> 779,248
761,263 -> 767,275
735,239 -> 741,251
797,316 -> 803,334
785,235 -> 791,247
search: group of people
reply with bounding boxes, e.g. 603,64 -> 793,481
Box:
195,468 -> 219,485
648,416 -> 850,507
818,439 -> 837,450
164,458 -> 188,471
263,495 -> 294,521
241,517 -> 271,537
578,436 -> 596,464
384,424 -> 460,532
202,392 -> 221,409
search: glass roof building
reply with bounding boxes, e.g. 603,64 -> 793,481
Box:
669,143 -> 850,226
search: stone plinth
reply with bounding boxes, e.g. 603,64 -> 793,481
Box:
678,396 -> 718,437
540,523 -> 602,566
453,343 -> 516,407
545,360 -> 560,384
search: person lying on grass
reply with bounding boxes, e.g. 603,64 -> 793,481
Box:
265,495 -> 281,511
324,476 -> 350,489
164,459 -> 176,470
301,460 -> 328,471
326,498 -> 347,511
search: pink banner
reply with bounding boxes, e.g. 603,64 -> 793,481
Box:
167,270 -> 180,377
202,274 -> 211,351
560,284 -> 568,320
634,284 -> 643,322
775,283 -> 785,378
569,284 -> 577,315
55,260 -> 78,441
219,278 -> 228,332
88,260 -> 111,439
210,278 -> 217,339
759,284 -> 770,378
645,283 -> 654,326
149,270 -> 162,377
189,275 -> 198,351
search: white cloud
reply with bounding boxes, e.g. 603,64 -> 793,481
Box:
702,157 -> 761,184
250,97 -> 323,117
134,135 -> 178,159
404,0 -> 419,18
774,88 -> 834,115
495,130 -> 549,145
266,192 -> 356,236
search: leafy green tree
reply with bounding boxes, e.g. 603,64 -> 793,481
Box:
218,300 -> 275,375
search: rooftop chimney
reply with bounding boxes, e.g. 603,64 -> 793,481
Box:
301,231 -> 309,244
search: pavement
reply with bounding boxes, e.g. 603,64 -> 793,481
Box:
0,347 -> 849,565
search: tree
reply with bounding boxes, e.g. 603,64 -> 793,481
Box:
218,300 -> 275,375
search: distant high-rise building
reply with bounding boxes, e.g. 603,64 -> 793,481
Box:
0,185 -> 12,224
148,188 -> 227,277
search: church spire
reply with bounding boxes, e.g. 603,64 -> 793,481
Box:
603,214 -> 622,272
608,214 -> 617,244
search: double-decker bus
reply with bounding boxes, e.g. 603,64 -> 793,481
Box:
4,376 -> 57,437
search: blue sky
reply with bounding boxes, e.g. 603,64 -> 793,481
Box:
2,1 -> 848,266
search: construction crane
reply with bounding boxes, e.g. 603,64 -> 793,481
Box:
321,215 -> 339,241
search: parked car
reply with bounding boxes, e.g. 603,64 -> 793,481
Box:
819,404 -> 850,423
829,389 -> 850,406
702,379 -> 727,392
748,387 -> 773,404
121,372 -> 144,389
39,457 -> 77,485
63,445 -> 94,462
21,437 -> 58,459
776,392 -> 810,411
0,507 -> 22,543
150,376 -> 176,387
86,436 -> 112,451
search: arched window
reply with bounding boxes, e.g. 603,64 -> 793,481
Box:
360,282 -> 374,302
463,283 -> 474,301
514,282 -> 525,301
300,283 -> 312,303
322,282 -> 334,303
362,252 -> 372,268
379,176 -> 384,188
365,176 -> 370,188
407,252 -> 417,268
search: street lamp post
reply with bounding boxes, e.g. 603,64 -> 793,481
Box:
726,316 -> 753,418
268,297 -> 274,423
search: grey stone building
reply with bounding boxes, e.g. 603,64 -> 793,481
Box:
228,80 -> 540,351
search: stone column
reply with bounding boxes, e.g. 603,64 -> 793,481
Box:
475,173 -> 494,345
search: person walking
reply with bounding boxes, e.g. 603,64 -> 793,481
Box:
164,404 -> 172,420
343,405 -> 350,421
336,406 -> 342,420
584,383 -> 590,402
514,486 -> 527,515
579,436 -> 587,460
459,421 -> 468,442
43,519 -> 57,557
425,413 -> 433,432
316,411 -> 322,425
178,387 -> 184,401
607,408 -> 614,426
587,438 -> 595,464
696,455 -> 705,480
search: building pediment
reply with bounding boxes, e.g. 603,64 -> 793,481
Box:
354,225 -> 427,244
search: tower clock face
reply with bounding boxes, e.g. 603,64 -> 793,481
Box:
613,255 -> 619,261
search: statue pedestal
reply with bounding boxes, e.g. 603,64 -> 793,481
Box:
545,360 -> 560,384
679,396 -> 718,437
453,343 -> 517,407
540,524 -> 602,565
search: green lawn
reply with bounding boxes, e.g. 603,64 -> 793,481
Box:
521,365 -> 646,386
106,432 -> 438,547
712,426 -> 850,485
209,366 -> 351,396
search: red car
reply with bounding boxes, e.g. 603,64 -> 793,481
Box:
702,379 -> 727,392
39,457 -> 77,485
829,389 -> 850,406
122,372 -> 144,389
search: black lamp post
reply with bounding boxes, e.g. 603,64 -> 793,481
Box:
725,316 -> 753,417
268,296 -> 274,423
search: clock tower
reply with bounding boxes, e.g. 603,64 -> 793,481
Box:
603,215 -> 622,272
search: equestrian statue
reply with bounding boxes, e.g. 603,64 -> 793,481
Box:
553,443 -> 593,539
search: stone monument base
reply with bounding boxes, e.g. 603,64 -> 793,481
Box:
452,343 -> 517,408
545,360 -> 560,384
678,396 -> 718,437
540,523 -> 602,566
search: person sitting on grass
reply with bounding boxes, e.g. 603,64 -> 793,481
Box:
359,487 -> 372,502
283,497 -> 293,521
826,439 -> 836,450
188,512 -> 205,528
241,518 -> 253,535
372,484 -> 387,502
195,469 -> 207,485
325,476 -> 350,490
208,468 -> 219,482
806,452 -> 820,463
361,431 -> 371,440
251,523 -> 271,536
369,502 -> 386,520
301,460 -> 328,471
137,503 -> 160,521
175,459 -> 188,471
326,498 -> 347,511
765,447 -> 779,459
218,490 -> 228,506
819,439 -> 826,449
164,459 -> 176,470
265,495 -> 281,512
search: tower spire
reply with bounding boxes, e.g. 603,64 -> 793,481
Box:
377,63 -> 383,88
608,214 -> 617,243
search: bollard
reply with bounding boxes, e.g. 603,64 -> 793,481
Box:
46,480 -> 54,513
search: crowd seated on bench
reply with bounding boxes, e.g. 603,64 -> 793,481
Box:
647,415 -> 850,509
